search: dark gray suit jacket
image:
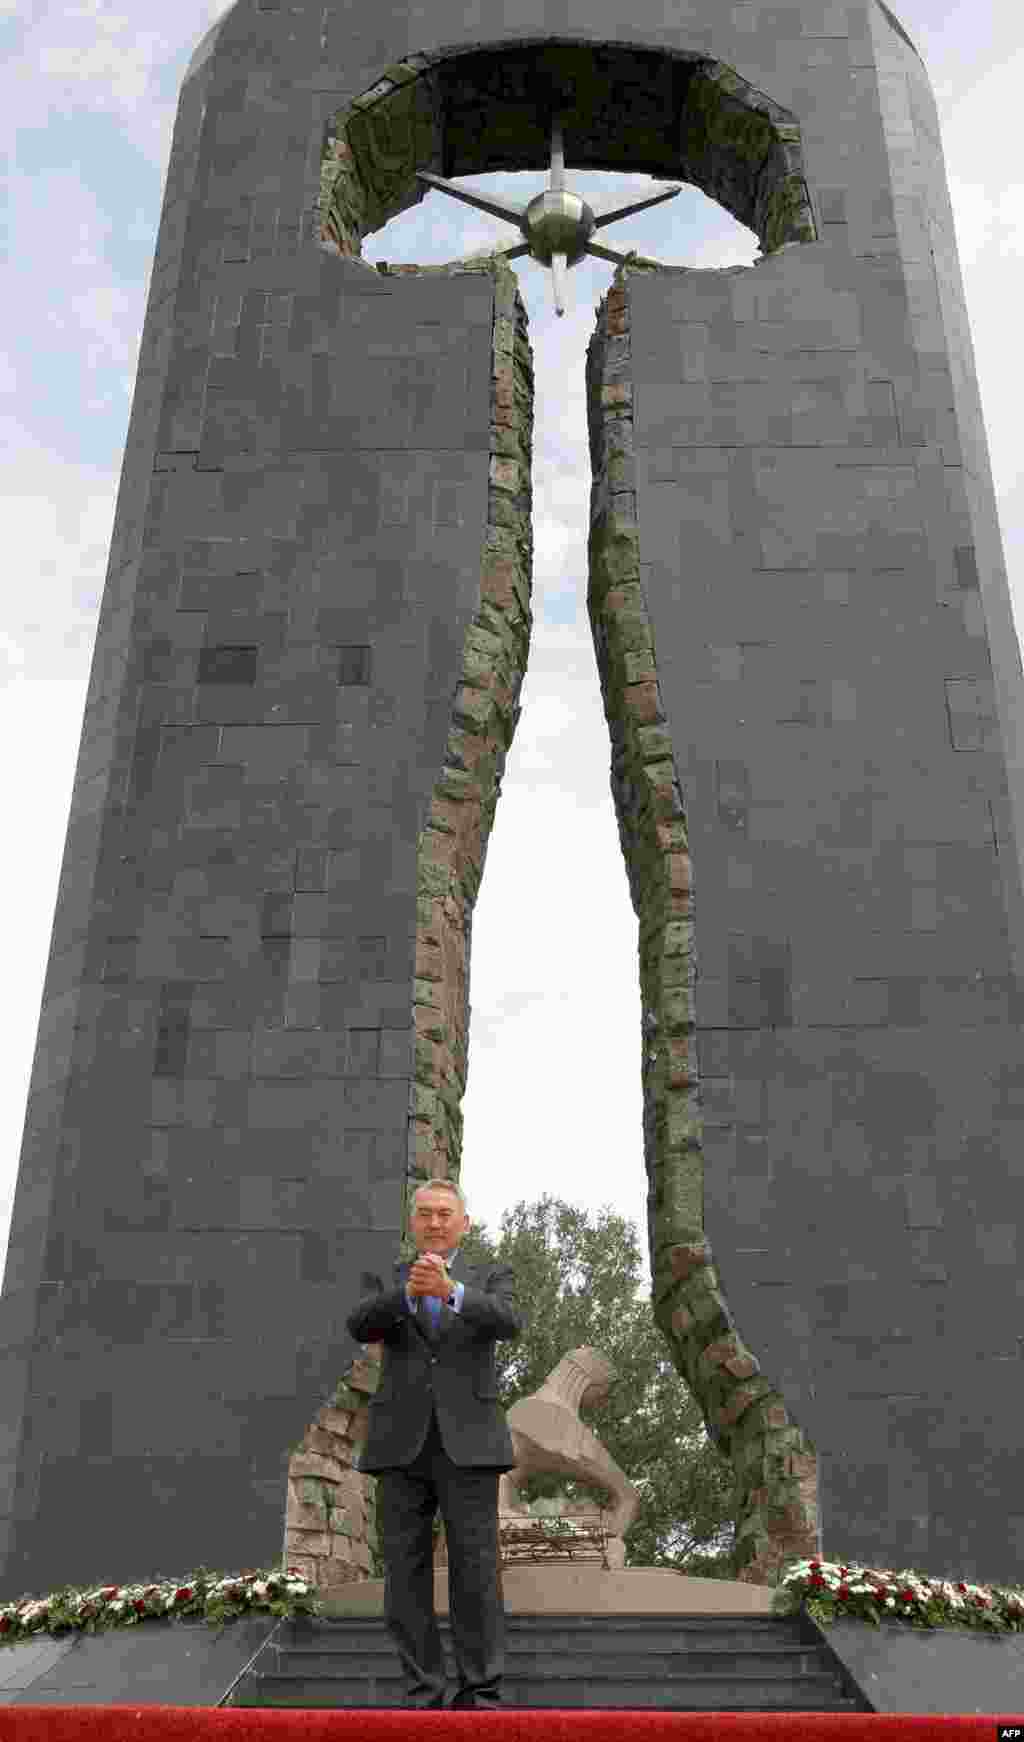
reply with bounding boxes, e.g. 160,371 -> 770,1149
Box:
345,1251 -> 523,1472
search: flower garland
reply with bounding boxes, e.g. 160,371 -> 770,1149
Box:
0,1564 -> 320,1647
0,1518 -> 593,1648
5,1550 -> 1023,1647
772,1556 -> 1024,1634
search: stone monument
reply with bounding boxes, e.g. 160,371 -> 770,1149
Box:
498,1346 -> 640,1570
2,0 -> 1022,1610
328,1343 -> 780,1619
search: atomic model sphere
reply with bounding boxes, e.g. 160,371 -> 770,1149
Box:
416,116 -> 681,316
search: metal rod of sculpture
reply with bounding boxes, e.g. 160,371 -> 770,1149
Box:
416,113 -> 682,316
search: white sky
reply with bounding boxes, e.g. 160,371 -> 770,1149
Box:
1,0 -> 1022,1295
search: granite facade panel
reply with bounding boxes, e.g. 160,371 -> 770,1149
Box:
0,31 -> 503,1598
590,0 -> 1021,1574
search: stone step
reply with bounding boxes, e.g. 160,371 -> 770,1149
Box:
231,1671 -> 860,1712
267,1649 -> 839,1680
226,1611 -> 870,1712
280,1613 -> 809,1653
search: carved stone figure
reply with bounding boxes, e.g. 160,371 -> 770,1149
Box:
498,1347 -> 640,1570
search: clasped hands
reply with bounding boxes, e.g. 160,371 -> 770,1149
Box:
407,1252 -> 452,1299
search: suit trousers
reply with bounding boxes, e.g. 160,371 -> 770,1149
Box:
375,1404 -> 505,1709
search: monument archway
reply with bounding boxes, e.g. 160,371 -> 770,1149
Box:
1,0 -> 1022,1608
311,37 -> 823,1589
318,40 -> 815,267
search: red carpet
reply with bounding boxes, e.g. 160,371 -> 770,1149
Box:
0,1711 -> 1018,1738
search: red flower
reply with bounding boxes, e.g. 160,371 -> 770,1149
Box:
838,1585 -> 850,1600
133,1600 -> 147,1615
899,1589 -> 915,1603
174,1587 -> 193,1603
0,1617 -> 10,1633
957,1582 -> 968,1593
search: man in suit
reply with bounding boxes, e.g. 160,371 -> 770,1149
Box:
345,1179 -> 523,1710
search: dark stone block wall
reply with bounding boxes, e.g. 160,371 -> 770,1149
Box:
588,247 -> 1024,1589
583,1 -> 1024,1589
0,15 -> 524,1595
0,242 -> 504,1601
2,0 -> 1022,1607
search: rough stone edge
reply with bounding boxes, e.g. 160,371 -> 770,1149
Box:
317,51 -> 817,263
281,1384 -> 378,1595
282,257 -> 533,1596
584,271 -> 820,1588
408,257 -> 533,1192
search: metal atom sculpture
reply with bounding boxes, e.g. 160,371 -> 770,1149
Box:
417,114 -> 682,316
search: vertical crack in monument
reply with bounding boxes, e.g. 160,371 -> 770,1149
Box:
315,48 -> 822,1582
587,277 -> 820,1586
409,275 -> 533,1191
317,60 -> 538,1215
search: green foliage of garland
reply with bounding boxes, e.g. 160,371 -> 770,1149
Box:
772,1556 -> 1024,1636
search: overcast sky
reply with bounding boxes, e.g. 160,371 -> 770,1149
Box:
1,0 -> 1022,1293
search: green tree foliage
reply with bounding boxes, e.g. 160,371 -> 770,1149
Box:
458,1194 -> 738,1577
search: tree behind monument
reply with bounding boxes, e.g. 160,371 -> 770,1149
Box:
454,1193 -> 736,1578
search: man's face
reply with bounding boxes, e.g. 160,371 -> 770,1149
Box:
411,1190 -> 469,1257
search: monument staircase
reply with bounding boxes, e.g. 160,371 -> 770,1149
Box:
22,1353 -> 1017,1720
222,1607 -> 871,1712
227,1495 -> 871,1714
